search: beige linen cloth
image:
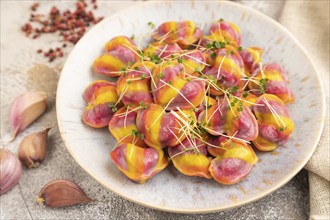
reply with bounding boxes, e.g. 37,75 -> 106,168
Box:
239,0 -> 329,217
279,1 -> 330,219
240,0 -> 329,219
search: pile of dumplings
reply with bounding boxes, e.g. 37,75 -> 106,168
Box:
82,19 -> 294,185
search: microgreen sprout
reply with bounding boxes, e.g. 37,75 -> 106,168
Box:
242,91 -> 249,98
150,54 -> 161,64
148,21 -> 155,29
131,129 -> 145,140
139,101 -> 149,109
259,77 -> 268,94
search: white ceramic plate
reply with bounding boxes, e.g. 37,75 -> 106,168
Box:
56,1 -> 325,213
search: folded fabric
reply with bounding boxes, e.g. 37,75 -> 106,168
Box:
279,1 -> 330,218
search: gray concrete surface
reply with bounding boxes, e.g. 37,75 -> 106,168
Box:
0,1 -> 310,219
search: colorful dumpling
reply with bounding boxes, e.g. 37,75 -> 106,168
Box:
136,104 -> 196,149
152,61 -> 205,110
198,97 -> 258,142
195,96 -> 217,119
239,47 -> 262,75
84,18 -> 296,187
152,21 -> 203,47
198,99 -> 227,135
83,80 -> 116,103
93,36 -> 139,77
116,61 -> 155,106
82,80 -> 121,128
108,106 -> 146,147
110,143 -> 168,183
168,138 -> 212,179
208,20 -> 242,46
209,140 -> 258,185
181,50 -> 207,75
239,91 -> 259,108
225,96 -> 259,141
253,94 -> 294,151
104,35 -> 138,52
206,136 -> 228,157
248,63 -> 294,103
204,46 -> 245,96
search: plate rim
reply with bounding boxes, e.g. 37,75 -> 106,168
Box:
56,0 -> 326,213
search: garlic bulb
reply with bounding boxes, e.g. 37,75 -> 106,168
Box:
37,179 -> 93,207
0,148 -> 22,195
10,91 -> 48,140
18,127 -> 51,168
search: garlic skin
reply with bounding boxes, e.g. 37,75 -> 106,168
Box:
37,179 -> 92,207
0,148 -> 22,195
10,91 -> 48,140
18,127 -> 51,168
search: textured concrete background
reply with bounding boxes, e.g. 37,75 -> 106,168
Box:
0,1 -> 310,219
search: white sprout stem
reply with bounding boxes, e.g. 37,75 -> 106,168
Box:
112,133 -> 132,149
197,72 -> 225,92
186,73 -> 224,93
175,107 -> 192,120
184,135 -> 200,153
122,43 -> 148,61
181,61 -> 196,74
158,26 -> 192,43
169,114 -> 200,153
117,106 -> 142,118
171,113 -> 201,139
147,97 -> 174,130
183,54 -> 211,66
174,112 -> 201,154
157,43 -> 168,58
206,103 -> 222,124
263,97 -> 287,128
159,79 -> 196,109
105,68 -> 145,75
167,126 -> 187,150
172,123 -> 227,151
114,86 -> 129,106
123,106 -> 130,129
216,54 -> 227,80
131,133 -> 140,146
169,148 -> 190,159
148,43 -> 175,53
126,76 -> 151,83
217,99 -> 225,116
173,119 -> 191,140
259,62 -> 266,78
150,83 -> 167,92
240,77 -> 261,91
224,93 -> 237,117
157,27 -> 177,43
262,98 -> 281,127
141,60 -> 157,88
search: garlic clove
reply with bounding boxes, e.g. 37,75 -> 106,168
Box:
10,91 -> 48,140
37,179 -> 93,207
0,148 -> 22,195
18,127 -> 51,168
